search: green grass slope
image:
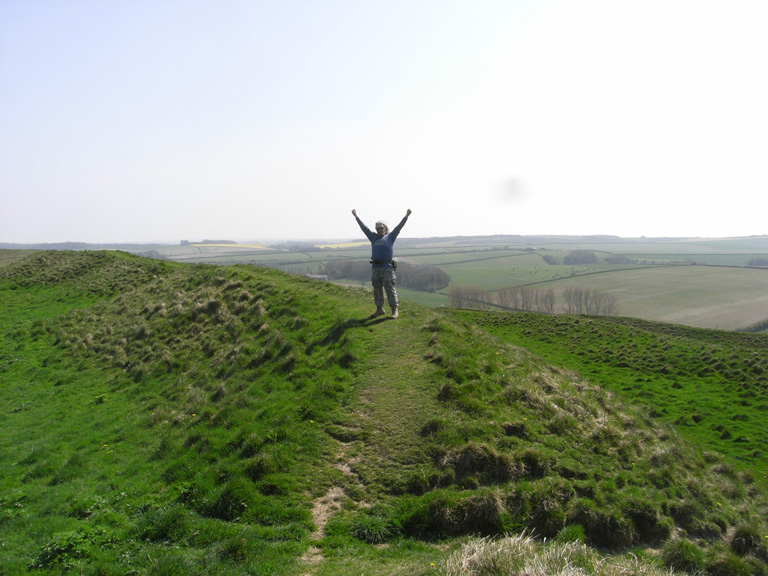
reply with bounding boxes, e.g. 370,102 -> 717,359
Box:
461,311 -> 768,482
1,251 -> 767,576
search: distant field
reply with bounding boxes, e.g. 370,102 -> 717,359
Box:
191,243 -> 269,249
315,241 -> 368,249
538,265 -> 768,330
133,235 -> 768,331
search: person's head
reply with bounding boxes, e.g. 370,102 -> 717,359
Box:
375,221 -> 389,237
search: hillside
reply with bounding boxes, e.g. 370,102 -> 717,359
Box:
1,251 -> 767,576
459,310 -> 768,481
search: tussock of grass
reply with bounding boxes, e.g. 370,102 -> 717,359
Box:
442,534 -> 677,576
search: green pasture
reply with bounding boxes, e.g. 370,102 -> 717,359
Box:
617,253 -> 767,266
530,236 -> 768,255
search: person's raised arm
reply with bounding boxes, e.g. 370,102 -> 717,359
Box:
388,209 -> 412,241
352,209 -> 377,242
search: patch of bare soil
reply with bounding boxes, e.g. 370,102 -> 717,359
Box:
300,433 -> 366,575
300,486 -> 346,573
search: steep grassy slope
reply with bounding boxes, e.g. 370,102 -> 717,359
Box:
460,310 -> 768,482
1,251 -> 767,575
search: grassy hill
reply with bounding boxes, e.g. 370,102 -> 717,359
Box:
459,310 -> 768,481
1,251 -> 767,575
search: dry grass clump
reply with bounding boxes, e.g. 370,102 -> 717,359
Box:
441,534 -> 687,576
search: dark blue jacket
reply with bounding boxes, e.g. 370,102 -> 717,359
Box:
356,215 -> 408,266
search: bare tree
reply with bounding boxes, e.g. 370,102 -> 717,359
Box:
497,286 -> 520,310
519,286 -> 535,311
448,285 -> 491,309
563,287 -> 584,313
539,288 -> 556,314
583,288 -> 596,315
564,286 -> 617,316
599,293 -> 618,315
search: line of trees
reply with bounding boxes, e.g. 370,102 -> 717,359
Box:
498,286 -> 556,313
562,287 -> 618,315
323,260 -> 450,292
447,285 -> 617,316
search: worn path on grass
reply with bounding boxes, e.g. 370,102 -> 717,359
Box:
346,308 -> 444,494
301,307 -> 447,575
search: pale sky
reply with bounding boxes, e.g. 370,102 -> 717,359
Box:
2,0 -> 767,244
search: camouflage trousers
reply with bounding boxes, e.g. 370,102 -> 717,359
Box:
371,266 -> 398,310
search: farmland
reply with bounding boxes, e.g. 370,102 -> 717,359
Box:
143,235 -> 768,332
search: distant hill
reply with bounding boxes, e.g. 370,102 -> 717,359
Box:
0,241 -> 170,251
1,250 -> 766,575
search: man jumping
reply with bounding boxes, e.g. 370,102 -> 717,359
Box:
352,208 -> 412,319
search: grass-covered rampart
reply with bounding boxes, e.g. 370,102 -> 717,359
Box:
1,250 -> 767,575
461,310 -> 768,482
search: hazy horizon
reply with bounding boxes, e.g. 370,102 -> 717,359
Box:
5,230 -> 768,249
2,1 -> 767,244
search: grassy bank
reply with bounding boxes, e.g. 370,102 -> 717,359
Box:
1,251 -> 767,575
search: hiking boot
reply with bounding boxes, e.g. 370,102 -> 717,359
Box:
390,308 -> 399,319
369,307 -> 386,319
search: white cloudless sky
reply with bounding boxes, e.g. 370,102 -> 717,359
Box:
2,0 -> 767,243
